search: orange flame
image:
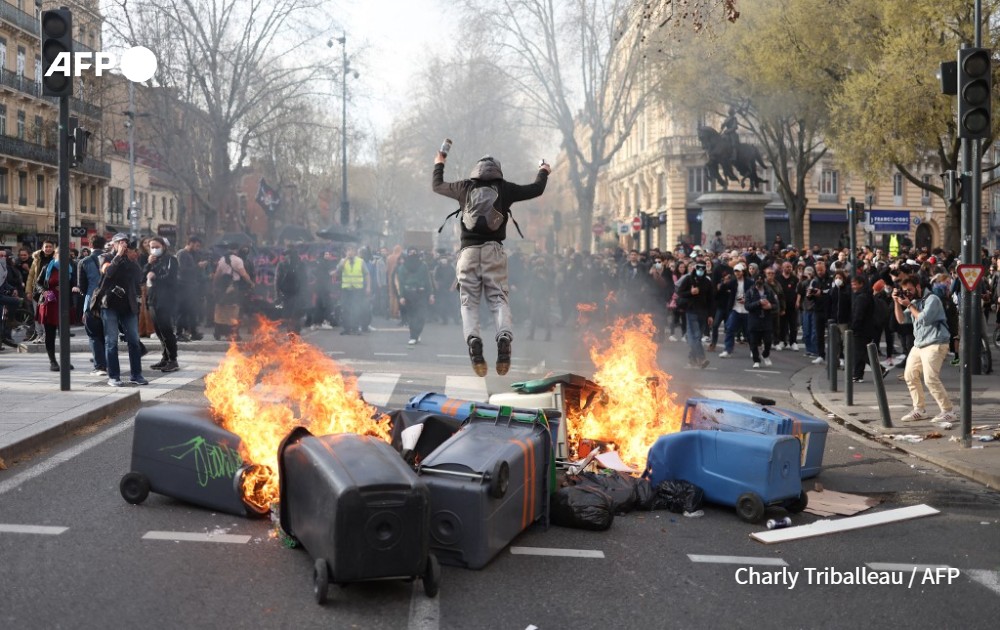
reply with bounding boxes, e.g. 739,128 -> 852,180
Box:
205,319 -> 390,511
568,314 -> 683,467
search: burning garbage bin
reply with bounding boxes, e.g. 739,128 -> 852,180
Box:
119,405 -> 269,518
278,428 -> 439,604
417,406 -> 551,569
642,430 -> 807,523
681,398 -> 829,478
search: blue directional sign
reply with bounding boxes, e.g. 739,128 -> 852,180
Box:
868,210 -> 911,233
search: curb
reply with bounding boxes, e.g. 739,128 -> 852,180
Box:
800,364 -> 1000,490
0,391 -> 141,464
16,341 -> 235,354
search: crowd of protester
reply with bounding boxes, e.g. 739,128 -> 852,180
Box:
3,231 -> 1000,411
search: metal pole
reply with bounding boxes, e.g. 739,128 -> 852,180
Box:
868,342 -> 893,428
848,197 -> 857,284
971,142 -> 983,377
58,95 -> 71,391
340,34 -> 349,227
845,331 -> 854,405
960,139 -> 973,448
827,321 -> 838,392
128,81 -> 138,239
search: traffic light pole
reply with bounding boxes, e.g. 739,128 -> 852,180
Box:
58,95 -> 71,391
960,140 -> 973,447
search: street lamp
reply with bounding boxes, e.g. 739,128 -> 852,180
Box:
122,81 -> 149,239
328,34 -> 359,227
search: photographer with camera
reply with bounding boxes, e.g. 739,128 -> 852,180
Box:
893,276 -> 954,423
93,233 -> 147,387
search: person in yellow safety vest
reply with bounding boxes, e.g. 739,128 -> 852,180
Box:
332,245 -> 370,335
889,234 -> 899,259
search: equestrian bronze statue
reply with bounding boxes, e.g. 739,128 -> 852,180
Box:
697,124 -> 768,192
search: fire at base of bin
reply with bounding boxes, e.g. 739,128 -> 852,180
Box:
119,404 -> 270,518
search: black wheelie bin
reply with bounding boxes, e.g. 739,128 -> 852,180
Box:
119,404 -> 268,518
278,427 -> 440,605
417,406 -> 552,570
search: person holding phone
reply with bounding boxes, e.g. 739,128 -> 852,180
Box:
95,233 -> 146,387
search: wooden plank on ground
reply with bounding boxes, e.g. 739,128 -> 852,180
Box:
751,504 -> 940,544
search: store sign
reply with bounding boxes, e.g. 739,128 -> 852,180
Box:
868,210 -> 911,233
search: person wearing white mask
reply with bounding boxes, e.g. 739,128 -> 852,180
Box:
143,237 -> 180,373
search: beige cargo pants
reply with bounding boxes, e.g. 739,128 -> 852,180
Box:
456,241 -> 512,342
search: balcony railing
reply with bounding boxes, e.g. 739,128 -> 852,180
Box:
0,2 -> 40,35
0,134 -> 111,178
0,66 -> 43,99
70,97 -> 102,120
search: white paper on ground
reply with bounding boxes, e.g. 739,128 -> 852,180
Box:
595,450 -> 637,473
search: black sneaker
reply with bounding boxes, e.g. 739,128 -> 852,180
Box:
496,334 -> 512,376
160,360 -> 179,373
468,336 -> 487,377
150,360 -> 167,370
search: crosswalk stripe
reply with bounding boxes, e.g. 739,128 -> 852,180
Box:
696,389 -> 752,403
967,569 -> 1000,595
0,524 -> 68,535
446,375 -> 489,402
142,531 -> 250,544
356,373 -> 402,407
688,554 -> 787,566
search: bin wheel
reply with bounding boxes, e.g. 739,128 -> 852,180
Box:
489,460 -> 510,499
785,491 -> 808,514
423,554 -> 441,598
736,493 -> 766,523
313,558 -> 330,605
120,472 -> 150,505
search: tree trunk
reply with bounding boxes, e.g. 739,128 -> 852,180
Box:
575,183 -> 597,254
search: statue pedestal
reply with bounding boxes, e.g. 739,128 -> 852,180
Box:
695,191 -> 771,250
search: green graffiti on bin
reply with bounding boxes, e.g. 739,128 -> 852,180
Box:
160,437 -> 244,487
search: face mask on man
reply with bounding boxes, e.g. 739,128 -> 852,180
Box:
695,268 -> 705,277
150,247 -> 163,257
654,262 -> 663,271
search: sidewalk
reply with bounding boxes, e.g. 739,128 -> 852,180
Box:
0,347 -> 224,465
791,359 -> 1000,490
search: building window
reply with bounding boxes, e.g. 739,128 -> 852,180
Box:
33,115 -> 42,144
18,171 -> 27,206
80,183 -> 86,214
658,173 -> 667,206
921,175 -> 931,205
819,170 -> 839,196
0,168 -> 8,203
35,175 -> 44,207
0,105 -> 6,137
161,196 -> 166,220
16,110 -> 24,140
0,38 -> 7,72
34,55 -> 41,89
90,186 -> 96,215
687,166 -> 715,195
893,173 -> 904,205
169,198 -> 175,221
109,187 -> 124,224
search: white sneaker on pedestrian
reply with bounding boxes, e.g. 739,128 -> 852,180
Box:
763,357 -> 772,367
896,354 -> 907,362
900,408 -> 928,422
839,358 -> 845,368
408,339 -> 417,345
368,325 -> 377,332
719,351 -> 731,358
812,356 -> 824,364
932,410 -> 957,423
791,343 -> 799,351
776,342 -> 785,351
752,362 -> 761,369
669,335 -> 678,342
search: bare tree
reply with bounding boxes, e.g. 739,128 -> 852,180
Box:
105,0 -> 333,236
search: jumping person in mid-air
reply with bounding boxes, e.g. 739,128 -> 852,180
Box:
432,147 -> 549,376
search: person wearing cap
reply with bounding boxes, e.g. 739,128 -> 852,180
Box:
94,234 -> 146,386
676,259 -> 714,368
719,262 -> 752,358
433,150 -> 550,377
708,230 -> 725,256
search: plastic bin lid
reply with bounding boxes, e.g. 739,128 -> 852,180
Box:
510,373 -> 600,394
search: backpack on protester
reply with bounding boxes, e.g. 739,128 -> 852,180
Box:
437,181 -> 524,238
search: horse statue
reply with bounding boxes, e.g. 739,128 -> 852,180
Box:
696,126 -> 768,192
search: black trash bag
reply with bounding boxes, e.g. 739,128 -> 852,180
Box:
652,479 -> 705,514
386,410 -> 462,464
550,485 -> 615,531
572,471 -> 639,514
634,478 -> 655,511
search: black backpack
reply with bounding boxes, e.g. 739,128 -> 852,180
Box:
438,181 -> 524,238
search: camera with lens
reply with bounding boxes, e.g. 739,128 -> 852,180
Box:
110,285 -> 126,299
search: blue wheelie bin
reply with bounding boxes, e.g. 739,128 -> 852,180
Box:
642,430 -> 807,523
407,392 -> 476,420
681,398 -> 829,479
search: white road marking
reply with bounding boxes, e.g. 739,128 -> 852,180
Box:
436,354 -> 469,359
866,563 -> 952,572
0,524 -> 68,535
407,580 -> 440,630
509,546 -> 604,559
0,418 -> 135,496
696,389 -> 752,403
326,350 -> 345,355
744,369 -> 782,374
688,554 -> 788,566
445,375 -> 489,402
142,531 -> 251,544
968,569 -> 1000,595
373,352 -> 408,357
356,373 -> 402,407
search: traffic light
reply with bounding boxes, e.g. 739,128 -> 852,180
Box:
71,127 -> 91,166
41,9 -> 73,97
957,47 -> 992,139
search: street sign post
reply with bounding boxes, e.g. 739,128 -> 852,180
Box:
592,223 -> 604,236
957,264 -> 986,292
631,216 -> 641,232
618,223 -> 629,235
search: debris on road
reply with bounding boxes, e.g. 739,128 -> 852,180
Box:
804,487 -> 881,517
751,504 -> 940,544
550,485 -> 615,531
